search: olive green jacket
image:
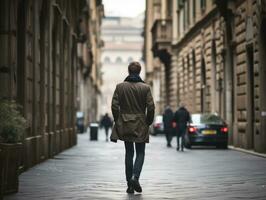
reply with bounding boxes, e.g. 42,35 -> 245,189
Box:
110,81 -> 155,143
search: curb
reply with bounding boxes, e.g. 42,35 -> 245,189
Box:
228,146 -> 266,159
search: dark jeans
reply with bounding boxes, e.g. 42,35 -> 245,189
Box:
124,142 -> 146,182
165,127 -> 172,145
177,125 -> 186,150
177,134 -> 185,150
104,127 -> 110,139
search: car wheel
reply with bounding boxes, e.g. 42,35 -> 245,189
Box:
184,135 -> 191,149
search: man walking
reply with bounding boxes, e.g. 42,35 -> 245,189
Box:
110,61 -> 155,194
173,103 -> 191,151
163,106 -> 174,147
100,113 -> 113,141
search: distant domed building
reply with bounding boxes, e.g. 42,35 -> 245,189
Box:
99,13 -> 145,116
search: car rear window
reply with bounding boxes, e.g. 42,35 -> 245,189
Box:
191,114 -> 224,125
155,115 -> 163,123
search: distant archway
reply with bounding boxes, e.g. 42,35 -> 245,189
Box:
116,57 -> 122,63
104,56 -> 111,63
128,57 -> 133,63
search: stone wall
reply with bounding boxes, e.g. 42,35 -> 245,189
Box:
145,0 -> 266,153
0,0 -> 103,169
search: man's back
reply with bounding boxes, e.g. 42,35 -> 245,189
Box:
115,82 -> 150,114
112,81 -> 154,127
111,78 -> 154,143
163,107 -> 174,128
174,107 -> 190,125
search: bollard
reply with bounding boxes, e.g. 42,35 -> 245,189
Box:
90,123 -> 99,141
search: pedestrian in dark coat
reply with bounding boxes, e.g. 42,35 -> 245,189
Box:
163,106 -> 174,147
111,61 -> 155,194
173,103 -> 191,151
100,113 -> 113,141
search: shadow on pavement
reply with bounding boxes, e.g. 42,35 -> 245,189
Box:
124,193 -> 143,200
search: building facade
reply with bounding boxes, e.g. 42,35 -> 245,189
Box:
100,15 -> 145,117
144,0 -> 266,153
76,0 -> 104,125
0,0 -> 104,169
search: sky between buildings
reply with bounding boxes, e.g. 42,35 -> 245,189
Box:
102,0 -> 145,17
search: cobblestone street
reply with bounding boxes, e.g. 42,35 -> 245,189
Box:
5,130 -> 266,200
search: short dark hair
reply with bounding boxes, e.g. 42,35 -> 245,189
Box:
128,61 -> 141,75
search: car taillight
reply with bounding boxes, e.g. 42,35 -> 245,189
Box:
154,123 -> 160,128
221,127 -> 228,133
188,126 -> 197,133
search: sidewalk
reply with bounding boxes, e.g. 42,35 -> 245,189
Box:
5,130 -> 266,200
229,145 -> 266,159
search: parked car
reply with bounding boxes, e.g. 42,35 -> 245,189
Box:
184,113 -> 228,149
151,115 -> 164,135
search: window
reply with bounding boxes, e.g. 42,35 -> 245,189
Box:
200,0 -> 206,12
182,58 -> 185,94
187,0 -> 190,27
128,57 -> 133,63
183,1 -> 187,30
200,57 -> 206,112
104,56 -> 110,63
193,0 -> 196,23
178,0 -> 184,8
116,57 -> 122,63
187,54 -> 190,92
167,0 -> 173,17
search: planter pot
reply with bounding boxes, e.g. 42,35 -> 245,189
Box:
0,143 -> 23,195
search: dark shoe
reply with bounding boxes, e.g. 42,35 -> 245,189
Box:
126,186 -> 134,194
176,147 -> 179,151
181,148 -> 184,152
131,176 -> 142,193
167,143 -> 172,147
126,182 -> 134,194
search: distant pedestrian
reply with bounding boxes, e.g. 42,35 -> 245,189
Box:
173,103 -> 191,151
100,113 -> 113,141
110,61 -> 155,194
163,106 -> 174,147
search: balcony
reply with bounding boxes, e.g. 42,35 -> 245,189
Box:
151,18 -> 172,54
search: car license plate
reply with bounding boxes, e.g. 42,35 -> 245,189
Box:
202,130 -> 216,135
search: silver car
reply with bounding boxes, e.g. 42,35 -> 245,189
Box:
151,115 -> 164,135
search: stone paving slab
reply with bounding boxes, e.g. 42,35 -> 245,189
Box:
5,130 -> 266,200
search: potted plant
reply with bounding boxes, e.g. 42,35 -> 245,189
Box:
0,100 -> 27,196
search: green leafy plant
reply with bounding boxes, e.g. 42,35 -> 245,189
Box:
0,100 -> 27,143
